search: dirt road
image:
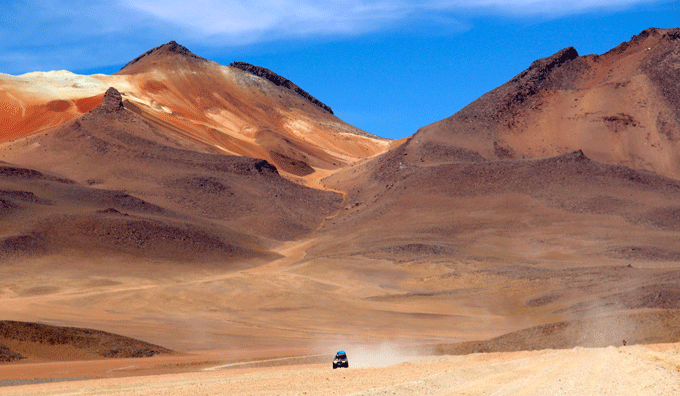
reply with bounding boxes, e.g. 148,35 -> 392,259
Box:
1,344 -> 678,395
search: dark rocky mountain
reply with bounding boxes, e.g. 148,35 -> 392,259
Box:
230,61 -> 334,114
118,40 -> 208,74
403,28 -> 680,179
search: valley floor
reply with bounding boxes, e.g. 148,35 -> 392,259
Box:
1,343 -> 679,395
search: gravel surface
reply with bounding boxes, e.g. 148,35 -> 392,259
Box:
1,344 -> 678,396
0,378 -> 92,388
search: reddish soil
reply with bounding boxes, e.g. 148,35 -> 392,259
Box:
74,94 -> 104,113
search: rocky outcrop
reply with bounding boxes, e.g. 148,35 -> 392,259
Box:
230,61 -> 334,114
0,344 -> 25,362
511,47 -> 580,86
499,46 -> 586,112
640,28 -> 680,126
97,87 -> 125,113
606,27 -> 680,56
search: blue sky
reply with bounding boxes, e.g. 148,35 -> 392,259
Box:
1,1 -> 678,139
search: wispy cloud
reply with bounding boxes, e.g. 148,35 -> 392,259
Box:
0,0 -> 170,73
121,0 -> 664,40
120,0 -> 417,41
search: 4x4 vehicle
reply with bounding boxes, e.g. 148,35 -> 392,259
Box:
333,350 -> 349,369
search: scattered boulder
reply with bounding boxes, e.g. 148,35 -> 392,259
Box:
0,344 -> 25,362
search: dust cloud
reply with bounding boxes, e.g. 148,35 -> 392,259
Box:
321,339 -> 423,368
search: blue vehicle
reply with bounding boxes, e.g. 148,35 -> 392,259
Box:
333,350 -> 349,369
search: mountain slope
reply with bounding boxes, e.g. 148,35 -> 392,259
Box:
315,146 -> 680,346
0,88 -> 342,263
0,321 -> 172,362
299,27 -> 680,347
2,29 -> 680,358
0,41 -> 391,180
405,28 -> 680,179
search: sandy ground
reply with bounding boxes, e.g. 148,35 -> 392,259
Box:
0,344 -> 679,395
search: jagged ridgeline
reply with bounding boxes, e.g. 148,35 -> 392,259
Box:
406,27 -> 680,179
230,61 -> 334,114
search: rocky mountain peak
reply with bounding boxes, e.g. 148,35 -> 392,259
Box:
118,41 -> 207,73
511,47 -> 580,86
634,27 -> 680,42
604,27 -> 680,57
160,40 -> 196,56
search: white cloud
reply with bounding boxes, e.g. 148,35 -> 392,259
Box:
120,0 -> 663,41
119,0 -> 418,41
0,0 -> 169,73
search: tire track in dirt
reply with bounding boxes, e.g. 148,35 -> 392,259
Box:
202,353 -> 327,371
314,187 -> 348,232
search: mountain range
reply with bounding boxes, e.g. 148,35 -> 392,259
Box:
1,27 -> 680,362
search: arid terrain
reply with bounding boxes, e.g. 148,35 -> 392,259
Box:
1,28 -> 680,394
0,344 -> 679,395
